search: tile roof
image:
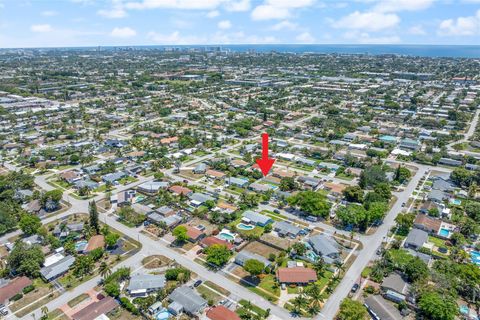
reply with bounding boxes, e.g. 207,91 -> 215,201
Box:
71,296 -> 119,320
276,267 -> 317,284
86,235 -> 105,252
0,277 -> 32,303
207,306 -> 241,320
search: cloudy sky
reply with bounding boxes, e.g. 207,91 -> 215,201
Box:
0,0 -> 479,48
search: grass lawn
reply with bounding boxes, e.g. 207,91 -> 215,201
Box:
428,236 -> 447,248
119,176 -> 137,185
237,300 -> 268,318
197,284 -> 223,303
258,274 -> 280,297
361,266 -> 372,278
204,281 -> 230,296
230,218 -> 265,238
67,293 -> 90,307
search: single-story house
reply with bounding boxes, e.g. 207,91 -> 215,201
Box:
364,295 -> 403,320
242,211 -> 273,227
207,305 -> 241,320
381,273 -> 410,302
249,182 -> 272,193
206,169 -> 226,180
227,177 -> 249,188
157,206 -> 176,216
308,234 -> 341,263
168,286 -> 207,315
40,255 -> 75,281
193,163 -> 207,174
201,236 -> 234,250
137,181 -> 169,194
0,277 -> 33,304
71,296 -> 119,320
149,214 -> 182,228
127,274 -> 166,297
274,221 -> 303,238
413,214 -> 441,234
404,228 -> 428,250
234,250 -> 271,267
74,180 -> 99,190
102,171 -> 127,184
185,226 -> 206,242
169,185 -> 192,196
189,192 -> 214,207
276,267 -> 317,285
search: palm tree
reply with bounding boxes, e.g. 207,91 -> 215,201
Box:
306,284 -> 324,315
292,292 -> 308,315
99,262 -> 111,279
313,258 -> 326,277
40,306 -> 49,320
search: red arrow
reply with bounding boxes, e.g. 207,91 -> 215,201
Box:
256,132 -> 276,177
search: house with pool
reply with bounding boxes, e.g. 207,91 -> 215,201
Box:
307,234 -> 341,264
234,250 -> 271,268
242,210 -> 273,227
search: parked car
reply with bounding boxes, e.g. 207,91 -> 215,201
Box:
273,209 -> 280,214
194,280 -> 202,287
351,283 -> 359,293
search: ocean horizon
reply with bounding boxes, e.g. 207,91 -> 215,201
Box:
3,44 -> 480,58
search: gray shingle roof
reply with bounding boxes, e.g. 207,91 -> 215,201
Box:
405,228 -> 428,248
40,255 -> 75,280
308,234 -> 339,257
127,274 -> 165,292
234,250 -> 271,267
242,211 -> 272,226
169,286 -> 207,314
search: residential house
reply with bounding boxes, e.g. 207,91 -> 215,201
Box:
274,221 -> 303,238
71,296 -> 119,320
201,236 -> 234,250
102,171 -> 126,184
276,267 -> 317,285
227,177 -> 249,188
206,169 -> 226,180
189,192 -> 214,207
207,305 -> 241,320
185,226 -> 206,242
60,170 -> 81,184
137,181 -> 169,194
413,215 -> 441,234
404,228 -> 428,250
242,211 -> 273,227
364,295 -> 403,320
85,235 -> 105,253
308,234 -> 341,264
169,185 -> 192,196
193,163 -> 207,174
168,286 -> 207,316
234,250 -> 271,267
127,274 -> 166,297
0,277 -> 33,304
381,273 -> 410,303
40,255 -> 75,281
249,182 -> 272,193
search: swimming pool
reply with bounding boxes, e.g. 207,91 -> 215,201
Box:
75,240 -> 88,252
471,251 -> 480,266
155,308 -> 171,320
218,232 -> 234,241
450,199 -> 461,205
438,228 -> 451,238
237,223 -> 254,230
306,251 -> 319,262
460,305 -> 469,315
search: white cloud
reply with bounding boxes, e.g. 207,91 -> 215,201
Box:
333,11 -> 400,31
265,0 -> 314,9
225,0 -> 250,12
373,0 -> 434,13
218,20 -> 232,29
251,5 -> 290,20
271,20 -> 298,31
409,25 -> 426,35
125,0 -> 225,10
41,11 -> 58,17
30,24 -> 53,33
343,31 -> 401,44
110,27 -> 137,38
98,0 -> 128,18
206,10 -> 220,18
296,32 -> 315,43
438,10 -> 480,36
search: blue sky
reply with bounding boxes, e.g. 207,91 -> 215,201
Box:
0,0 -> 479,48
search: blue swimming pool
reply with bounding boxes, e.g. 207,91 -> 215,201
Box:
218,232 -> 235,241
438,228 -> 451,238
75,240 -> 88,252
471,251 -> 480,266
451,199 -> 461,205
156,308 -> 171,320
237,223 -> 254,230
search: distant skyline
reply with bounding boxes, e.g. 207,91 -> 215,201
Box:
0,0 -> 479,48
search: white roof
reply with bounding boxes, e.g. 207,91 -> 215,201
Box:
44,253 -> 65,267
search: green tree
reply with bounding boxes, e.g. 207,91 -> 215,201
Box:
204,244 -> 232,268
343,186 -> 364,203
359,165 -> 387,189
89,200 -> 99,234
172,225 -> 188,243
99,262 -> 111,279
405,257 -> 429,282
337,298 -> 368,320
306,284 -> 324,315
73,255 -> 94,277
418,291 -> 458,320
288,191 -> 331,218
280,177 -> 297,191
244,259 -> 265,278
18,214 -> 41,236
7,241 -> 45,277
105,233 -> 120,248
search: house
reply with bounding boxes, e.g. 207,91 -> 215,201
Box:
274,221 -> 303,238
364,295 -> 403,320
404,228 -> 428,250
189,192 -> 214,207
249,182 -> 272,193
207,305 -> 241,320
227,177 -> 249,188
308,234 -> 341,263
381,273 -> 410,302
428,189 -> 448,203
71,296 -> 119,320
413,214 -> 441,234
85,235 -> 105,253
169,185 -> 192,196
53,222 -> 84,238
60,170 -> 81,183
193,163 -> 207,174
102,171 -> 126,184
297,176 -> 321,189
74,180 -> 98,190
127,274 -> 166,297
231,159 -> 248,168
206,169 -> 226,180
201,236 -> 234,250
132,203 -> 154,215
168,286 -> 207,316
431,177 -> 455,192
111,190 -> 136,207
234,250 -> 271,267
137,181 -> 169,194
185,226 -> 206,242
242,211 -> 273,227
0,277 -> 33,304
399,138 -> 421,150
276,267 -> 317,285
157,206 -> 176,216
40,255 -> 75,281
149,214 -> 182,228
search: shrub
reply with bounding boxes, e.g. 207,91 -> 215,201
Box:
11,293 -> 23,301
22,285 -> 35,294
